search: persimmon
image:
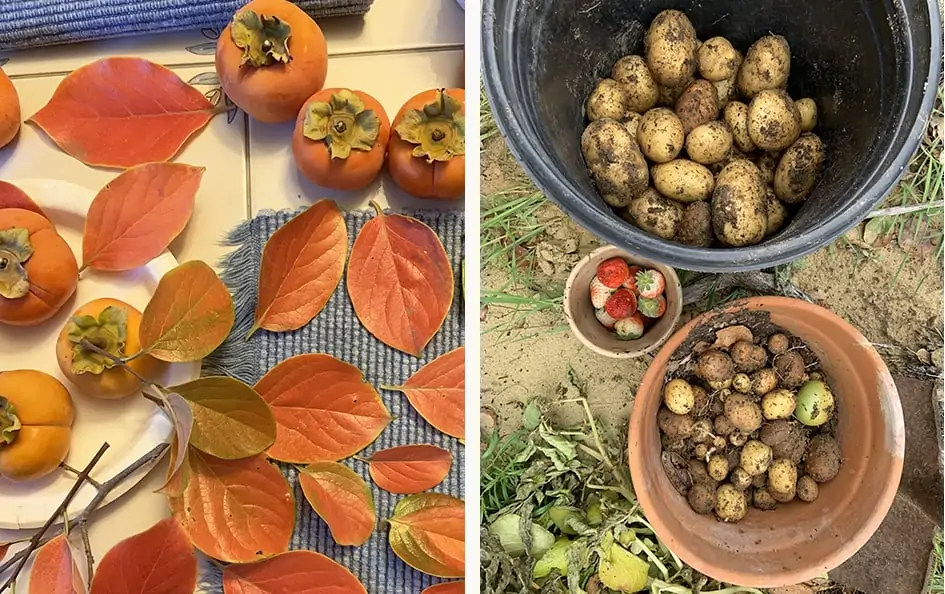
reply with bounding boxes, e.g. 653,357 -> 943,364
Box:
388,89 -> 465,200
292,88 -> 391,191
216,0 -> 328,123
56,298 -> 166,400
0,208 -> 78,326
0,370 -> 75,481
0,66 -> 19,149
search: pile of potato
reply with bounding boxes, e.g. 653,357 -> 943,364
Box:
580,9 -> 826,248
657,325 -> 841,523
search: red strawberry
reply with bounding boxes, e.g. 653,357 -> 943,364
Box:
614,313 -> 645,339
589,277 -> 615,309
594,307 -> 618,330
636,269 -> 666,299
638,294 -> 666,318
622,265 -> 644,292
604,288 -> 637,319
596,257 -> 629,288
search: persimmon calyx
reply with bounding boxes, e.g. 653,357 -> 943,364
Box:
231,10 -> 292,67
395,90 -> 465,163
67,305 -> 128,375
0,397 -> 20,446
0,228 -> 33,300
303,90 -> 381,159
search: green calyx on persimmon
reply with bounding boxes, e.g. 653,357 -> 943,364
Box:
231,10 -> 293,67
303,90 -> 381,159
0,397 -> 21,445
0,227 -> 33,299
67,305 -> 128,375
395,89 -> 465,163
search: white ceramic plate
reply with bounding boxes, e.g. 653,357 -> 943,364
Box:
0,179 -> 201,530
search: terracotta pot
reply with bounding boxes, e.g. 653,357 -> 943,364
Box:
628,296 -> 904,587
563,245 -> 682,359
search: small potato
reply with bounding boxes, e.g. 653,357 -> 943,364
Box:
713,435 -> 728,449
586,79 -> 630,121
729,430 -> 749,447
715,484 -> 747,522
624,112 -> 642,139
652,159 -> 714,202
691,384 -> 710,415
767,333 -> 790,355
773,133 -> 825,204
732,373 -> 751,394
722,102 -> 756,154
730,467 -> 752,490
644,10 -> 698,88
707,454 -> 729,481
692,418 -> 714,443
740,440 -> 773,476
760,419 -> 808,465
698,37 -> 742,82
624,188 -> 683,240
773,351 -> 806,389
708,377 -> 733,392
714,76 -> 738,109
765,188 -> 789,237
687,481 -> 717,514
747,89 -> 801,151
697,350 -> 735,382
805,434 -> 841,482
724,393 -> 763,433
761,388 -> 797,420
767,458 -> 798,502
686,121 -> 733,165
713,414 -> 735,436
711,160 -> 767,247
751,368 -> 779,396
753,487 -> 778,510
795,98 -> 818,132
689,459 -> 714,486
737,35 -> 791,99
678,201 -> 714,247
663,378 -> 695,414
796,475 -> 819,502
637,108 -> 685,163
658,406 -> 694,440
731,340 -> 767,372
675,79 -> 719,134
611,55 -> 659,114
694,443 -> 710,459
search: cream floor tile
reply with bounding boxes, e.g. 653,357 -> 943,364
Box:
248,48 -> 464,215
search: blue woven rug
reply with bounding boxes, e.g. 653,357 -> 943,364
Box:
0,0 -> 374,51
200,206 -> 465,593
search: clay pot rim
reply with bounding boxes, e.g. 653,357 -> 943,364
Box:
627,296 -> 904,586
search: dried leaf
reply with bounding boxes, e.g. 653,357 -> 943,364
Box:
713,325 -> 753,350
254,354 -> 391,463
222,550 -> 367,594
82,163 -> 204,271
384,347 -> 464,439
29,534 -> 83,594
0,181 -> 46,218
299,462 -> 375,546
171,376 -> 276,459
139,260 -> 234,362
169,449 -> 294,563
388,493 -> 464,578
366,445 -> 452,494
249,200 -> 347,337
159,438 -> 192,498
422,583 -> 465,594
89,518 -> 196,594
347,203 -> 454,356
155,391 -> 194,494
28,57 -> 217,169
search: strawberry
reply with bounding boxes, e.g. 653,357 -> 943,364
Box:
638,294 -> 667,318
594,307 -> 618,330
614,313 -> 645,340
604,288 -> 637,319
622,265 -> 644,292
636,269 -> 666,299
596,257 -> 629,288
589,277 -> 615,309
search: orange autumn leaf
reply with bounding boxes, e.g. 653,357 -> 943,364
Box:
366,445 -> 452,494
29,534 -> 83,594
388,493 -> 464,578
28,57 -> 217,169
422,582 -> 465,594
89,518 -> 196,594
222,550 -> 367,594
82,163 -> 204,272
347,202 -> 453,356
299,462 -> 375,546
169,449 -> 294,563
249,200 -> 347,337
384,347 -> 464,439
254,354 -> 391,463
0,181 -> 46,218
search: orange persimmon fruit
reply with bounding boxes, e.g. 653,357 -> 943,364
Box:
0,66 -> 20,149
292,88 -> 391,191
0,370 -> 75,481
56,298 -> 166,400
0,208 -> 78,326
388,88 -> 465,200
216,0 -> 328,123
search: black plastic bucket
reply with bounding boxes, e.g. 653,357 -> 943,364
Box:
482,0 -> 942,272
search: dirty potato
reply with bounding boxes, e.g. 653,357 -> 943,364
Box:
730,467 -> 753,490
686,121 -> 733,165
582,118 -> 638,165
753,487 -> 778,510
732,373 -> 751,394
722,101 -> 756,153
581,119 -> 649,206
773,351 -> 806,388
767,333 -> 790,355
765,188 -> 789,237
767,458 -> 798,502
691,418 -> 714,443
698,37 -> 742,82
747,89 -> 801,151
652,159 -> 714,202
675,79 -> 719,134
795,98 -> 818,131
678,201 -> 714,247
624,188 -> 683,239
796,475 -> 819,502
761,389 -> 797,420
697,349 -> 735,383
637,107 -> 685,163
755,152 -> 778,185
688,481 -> 717,514
711,160 -> 767,247
713,414 -> 735,437
760,419 -> 808,465
664,378 -> 695,414
725,393 -> 763,433
707,454 -> 729,481
611,55 -> 659,113
737,34 -> 791,99
644,9 -> 698,88
750,368 -> 779,396
715,484 -> 747,522
714,75 -> 738,109
774,133 -> 825,204
731,340 -> 768,372
740,440 -> 773,476
586,78 -> 630,121
689,459 -> 715,486
805,434 -> 841,482
657,406 -> 694,440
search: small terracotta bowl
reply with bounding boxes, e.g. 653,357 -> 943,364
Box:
563,245 -> 682,359
628,297 -> 905,588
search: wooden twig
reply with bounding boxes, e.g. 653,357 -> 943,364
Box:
866,200 -> 944,219
59,463 -> 102,489
79,521 -> 93,590
77,340 -> 150,385
681,271 -> 813,306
